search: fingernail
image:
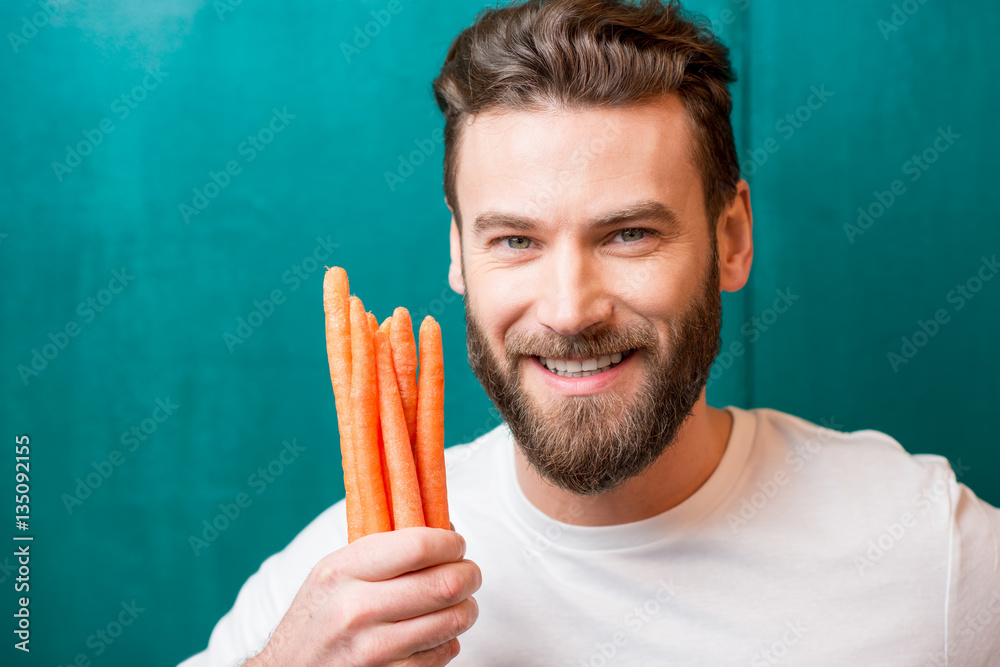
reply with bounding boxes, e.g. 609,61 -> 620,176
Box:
459,534 -> 467,558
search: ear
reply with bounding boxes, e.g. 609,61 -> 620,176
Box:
448,214 -> 466,295
716,179 -> 753,293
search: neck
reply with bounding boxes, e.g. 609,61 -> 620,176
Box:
512,392 -> 733,526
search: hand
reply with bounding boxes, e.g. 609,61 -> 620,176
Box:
248,527 -> 481,666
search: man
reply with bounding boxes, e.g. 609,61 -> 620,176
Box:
181,0 -> 1000,664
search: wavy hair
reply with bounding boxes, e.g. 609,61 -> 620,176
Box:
432,0 -> 740,228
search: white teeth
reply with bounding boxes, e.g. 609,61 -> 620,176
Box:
538,350 -> 631,377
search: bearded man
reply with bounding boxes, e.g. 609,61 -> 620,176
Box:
182,1 -> 1000,665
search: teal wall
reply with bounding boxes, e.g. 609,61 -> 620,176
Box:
1,0 -> 996,664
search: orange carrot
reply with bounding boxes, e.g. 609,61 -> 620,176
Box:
415,316 -> 449,530
323,268 -> 362,543
378,314 -> 395,519
350,297 -> 391,537
389,307 -> 419,449
375,330 -> 426,529
367,312 -> 394,528
378,424 -> 392,530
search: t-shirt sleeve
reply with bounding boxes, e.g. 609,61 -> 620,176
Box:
177,551 -> 297,667
177,501 -> 349,667
945,477 -> 1000,665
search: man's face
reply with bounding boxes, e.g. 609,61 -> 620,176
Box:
450,95 -> 722,495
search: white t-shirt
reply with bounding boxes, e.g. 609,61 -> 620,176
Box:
179,406 -> 1000,666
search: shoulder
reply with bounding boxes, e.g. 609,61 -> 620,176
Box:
727,407 -> 1000,660
733,406 -> 993,549
747,406 -> 960,498
743,406 -> 1000,565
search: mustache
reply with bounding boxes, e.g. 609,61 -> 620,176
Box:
503,321 -> 659,364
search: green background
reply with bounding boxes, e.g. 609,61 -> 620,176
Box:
1,0 -> 997,664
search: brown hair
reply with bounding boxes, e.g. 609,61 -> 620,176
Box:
432,0 -> 739,230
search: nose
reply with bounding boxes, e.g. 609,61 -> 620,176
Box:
535,243 -> 613,336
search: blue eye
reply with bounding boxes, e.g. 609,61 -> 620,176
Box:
505,236 -> 531,249
616,229 -> 646,242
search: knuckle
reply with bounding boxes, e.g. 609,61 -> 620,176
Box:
434,567 -> 467,604
423,640 -> 457,667
466,561 -> 483,592
445,602 -> 471,637
402,528 -> 433,563
339,591 -> 377,630
355,632 -> 391,666
462,596 -> 479,631
325,590 -> 376,647
313,552 -> 345,585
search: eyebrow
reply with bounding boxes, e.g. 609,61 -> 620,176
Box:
471,200 -> 684,237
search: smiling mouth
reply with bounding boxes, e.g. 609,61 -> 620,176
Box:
536,350 -> 634,378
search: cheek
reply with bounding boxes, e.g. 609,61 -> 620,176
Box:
612,260 -> 703,351
615,264 -> 688,318
467,271 -> 534,343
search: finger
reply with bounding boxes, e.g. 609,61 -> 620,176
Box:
390,638 -> 460,667
374,559 -> 482,622
346,527 -> 467,581
383,596 -> 479,657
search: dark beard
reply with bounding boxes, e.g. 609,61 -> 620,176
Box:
464,243 -> 722,496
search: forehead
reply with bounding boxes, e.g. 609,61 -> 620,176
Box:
453,94 -> 705,230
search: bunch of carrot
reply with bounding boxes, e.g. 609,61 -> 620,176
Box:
323,266 -> 449,542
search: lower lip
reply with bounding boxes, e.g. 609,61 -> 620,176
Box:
531,354 -> 633,395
